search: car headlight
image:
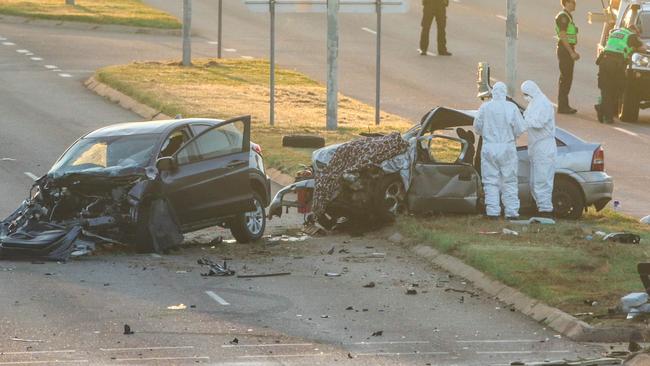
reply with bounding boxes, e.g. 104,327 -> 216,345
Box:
631,53 -> 650,67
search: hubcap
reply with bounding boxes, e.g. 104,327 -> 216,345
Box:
245,199 -> 264,235
384,181 -> 405,214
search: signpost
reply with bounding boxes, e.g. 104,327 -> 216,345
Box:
242,0 -> 407,129
183,0 -> 192,67
505,0 -> 518,97
218,0 -> 223,59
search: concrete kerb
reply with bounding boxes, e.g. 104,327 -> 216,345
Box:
409,243 -> 641,342
0,14 -> 182,36
86,75 -> 640,343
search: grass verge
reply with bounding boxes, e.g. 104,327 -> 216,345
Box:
0,0 -> 181,29
398,209 -> 650,325
96,58 -> 414,176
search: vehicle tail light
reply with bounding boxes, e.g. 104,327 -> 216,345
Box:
251,143 -> 262,156
591,146 -> 605,171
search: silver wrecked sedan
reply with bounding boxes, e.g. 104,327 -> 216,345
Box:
270,106 -> 613,220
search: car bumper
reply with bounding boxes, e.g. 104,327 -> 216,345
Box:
573,171 -> 613,211
268,179 -> 314,219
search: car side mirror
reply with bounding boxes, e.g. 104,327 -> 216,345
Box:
156,157 -> 177,172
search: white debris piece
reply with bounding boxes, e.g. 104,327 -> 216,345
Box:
621,292 -> 649,313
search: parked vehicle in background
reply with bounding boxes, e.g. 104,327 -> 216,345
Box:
590,0 -> 650,121
0,116 -> 270,260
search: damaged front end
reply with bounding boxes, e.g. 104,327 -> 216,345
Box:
0,170 -> 156,261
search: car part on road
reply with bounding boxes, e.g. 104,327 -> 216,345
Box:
198,257 -> 235,276
282,134 -> 326,148
604,232 -> 641,244
236,272 -> 291,278
123,324 -> 134,335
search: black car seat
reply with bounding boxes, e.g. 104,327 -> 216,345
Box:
456,128 -> 476,165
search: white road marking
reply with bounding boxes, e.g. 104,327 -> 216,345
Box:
223,343 -> 313,348
356,352 -> 449,356
452,0 -> 461,2
58,73 -> 73,78
238,354 -> 329,359
0,350 -> 76,355
25,52 -> 33,56
16,49 -> 30,53
100,346 -> 194,352
0,361 -> 88,365
457,339 -> 542,343
30,57 -> 43,61
352,341 -> 430,345
205,290 -> 230,305
150,253 -> 162,258
1,158 -> 16,161
44,65 -> 58,69
613,127 -> 639,137
2,42 -> 16,46
0,37 -> 6,41
207,41 -> 219,45
241,56 -> 254,60
476,350 -> 571,354
114,356 -> 209,362
361,27 -> 377,35
496,15 -> 507,21
224,48 -> 237,52
24,172 -> 38,181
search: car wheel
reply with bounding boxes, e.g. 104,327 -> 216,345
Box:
373,175 -> 406,222
230,192 -> 266,243
282,134 -> 326,148
552,178 -> 584,220
620,83 -> 640,122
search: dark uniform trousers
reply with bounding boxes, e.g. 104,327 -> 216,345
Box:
598,51 -> 627,121
420,0 -> 447,54
557,42 -> 575,110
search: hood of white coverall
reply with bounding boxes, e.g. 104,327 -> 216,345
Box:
491,82 -> 507,102
521,80 -> 556,149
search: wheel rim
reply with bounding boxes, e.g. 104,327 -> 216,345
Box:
554,189 -> 574,217
245,199 -> 264,235
384,181 -> 405,214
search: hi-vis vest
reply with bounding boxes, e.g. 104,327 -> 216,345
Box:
605,28 -> 634,59
555,11 -> 578,45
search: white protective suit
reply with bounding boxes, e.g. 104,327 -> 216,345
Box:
473,82 -> 526,218
521,80 -> 557,214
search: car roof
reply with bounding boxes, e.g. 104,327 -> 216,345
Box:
84,118 -> 224,138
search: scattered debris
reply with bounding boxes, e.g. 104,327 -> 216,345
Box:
479,231 -> 500,235
459,296 -> 465,304
338,248 -> 350,254
629,341 -> 642,353
237,272 -> 291,278
371,253 -> 386,258
347,352 -> 354,359
508,358 -> 621,365
10,337 -> 44,343
346,306 -> 354,310
327,246 -> 335,255
641,216 -> 650,225
320,315 -> 329,319
604,232 -> 641,244
371,330 -> 383,337
406,288 -> 418,295
229,338 -> 239,345
363,281 -> 376,288
167,304 -> 187,310
509,217 -> 556,225
123,324 -> 134,335
325,272 -> 341,277
444,288 -> 479,297
198,257 -> 235,277
502,228 -> 519,236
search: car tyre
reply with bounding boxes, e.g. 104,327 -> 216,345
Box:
373,174 -> 406,222
282,135 -> 326,148
552,178 -> 584,220
620,83 -> 640,122
230,192 -> 266,243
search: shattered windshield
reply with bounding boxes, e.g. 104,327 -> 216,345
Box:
49,134 -> 158,177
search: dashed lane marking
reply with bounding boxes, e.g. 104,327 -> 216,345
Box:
1,158 -> 16,161
356,352 -> 449,357
238,354 -> 329,359
16,49 -> 30,54
2,42 -> 16,46
100,346 -> 194,352
207,41 -> 219,45
205,290 -> 230,306
0,350 -> 76,355
30,57 -> 43,61
361,27 -> 377,35
44,65 -> 58,69
613,127 -> 639,137
0,361 -> 88,365
222,343 -> 313,348
0,37 -> 6,41
457,339 -> 542,343
352,341 -> 430,345
223,48 -> 237,52
476,350 -> 571,354
58,73 -> 73,78
496,15 -> 507,21
114,356 -> 209,362
24,172 -> 38,181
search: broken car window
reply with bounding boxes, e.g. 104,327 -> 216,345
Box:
428,137 -> 464,164
177,121 -> 244,165
49,134 -> 158,177
160,129 -> 190,158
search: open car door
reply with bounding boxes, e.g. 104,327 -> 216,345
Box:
161,116 -> 254,226
407,134 -> 481,214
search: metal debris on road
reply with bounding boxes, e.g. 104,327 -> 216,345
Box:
371,330 -> 383,337
444,288 -> 479,298
406,288 -> 418,295
123,324 -> 134,335
10,337 -> 44,343
502,228 -> 519,236
363,281 -> 376,288
327,246 -> 335,255
603,232 -> 641,244
325,272 -> 341,277
237,272 -> 291,278
198,257 -> 235,277
229,337 -> 239,345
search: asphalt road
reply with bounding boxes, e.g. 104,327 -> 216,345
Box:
0,15 -> 624,366
142,0 -> 650,218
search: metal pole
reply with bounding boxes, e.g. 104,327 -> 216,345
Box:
182,0 -> 192,67
375,0 -> 382,125
326,0 -> 340,130
270,0 -> 276,126
505,0 -> 518,96
218,0 -> 223,59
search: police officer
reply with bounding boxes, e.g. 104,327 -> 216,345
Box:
420,0 -> 451,56
596,26 -> 647,124
555,0 -> 580,114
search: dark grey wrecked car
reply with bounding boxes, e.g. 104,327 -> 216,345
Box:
0,116 -> 270,260
269,107 -> 613,226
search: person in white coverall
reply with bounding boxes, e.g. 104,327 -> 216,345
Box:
473,82 -> 526,219
521,80 -> 557,217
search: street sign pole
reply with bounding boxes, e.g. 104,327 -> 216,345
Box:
375,0 -> 382,125
183,0 -> 192,66
218,0 -> 223,58
505,0 -> 518,96
326,0 -> 340,130
270,0 -> 276,126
